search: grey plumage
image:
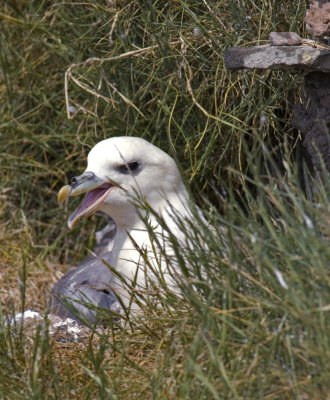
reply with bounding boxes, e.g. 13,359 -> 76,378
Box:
48,217 -> 118,325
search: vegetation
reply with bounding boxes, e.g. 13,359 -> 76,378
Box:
0,0 -> 329,398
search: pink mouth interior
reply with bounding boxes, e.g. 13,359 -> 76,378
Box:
69,183 -> 114,223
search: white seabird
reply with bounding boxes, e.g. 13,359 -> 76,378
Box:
49,136 -> 194,323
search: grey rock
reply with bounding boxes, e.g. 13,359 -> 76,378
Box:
224,45 -> 330,72
293,72 -> 330,172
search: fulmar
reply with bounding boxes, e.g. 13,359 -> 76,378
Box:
49,136 -> 195,324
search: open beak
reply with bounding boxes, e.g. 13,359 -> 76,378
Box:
58,172 -> 116,229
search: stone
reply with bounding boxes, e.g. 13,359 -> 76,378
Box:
269,32 -> 302,46
224,45 -> 330,72
305,0 -> 330,40
292,72 -> 330,172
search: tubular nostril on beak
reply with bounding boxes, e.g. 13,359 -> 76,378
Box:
70,172 -> 97,189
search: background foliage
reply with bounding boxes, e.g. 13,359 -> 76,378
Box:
0,0 -> 329,399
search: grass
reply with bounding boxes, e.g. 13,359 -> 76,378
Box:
0,0 -> 329,398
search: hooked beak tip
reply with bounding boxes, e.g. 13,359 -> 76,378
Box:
58,185 -> 72,206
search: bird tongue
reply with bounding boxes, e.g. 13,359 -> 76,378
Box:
77,188 -> 107,212
69,183 -> 114,225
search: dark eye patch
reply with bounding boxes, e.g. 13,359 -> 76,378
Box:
117,161 -> 140,174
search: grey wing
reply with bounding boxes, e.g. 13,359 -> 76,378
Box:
48,217 -> 119,325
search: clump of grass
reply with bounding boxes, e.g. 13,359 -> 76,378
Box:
1,0 -> 329,399
1,158 -> 329,399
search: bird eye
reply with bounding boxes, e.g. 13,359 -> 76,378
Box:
117,161 -> 140,174
128,161 -> 139,171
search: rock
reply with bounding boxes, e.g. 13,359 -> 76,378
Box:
305,0 -> 330,41
292,72 -> 330,172
224,45 -> 330,72
224,45 -> 330,173
269,32 -> 302,46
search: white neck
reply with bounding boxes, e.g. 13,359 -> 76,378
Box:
101,185 -> 191,232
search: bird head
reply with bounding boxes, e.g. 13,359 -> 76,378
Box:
58,136 -> 185,228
